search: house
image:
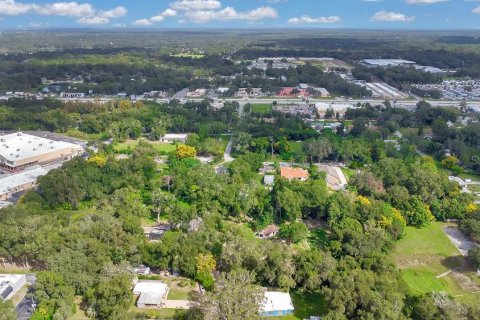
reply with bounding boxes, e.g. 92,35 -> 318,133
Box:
257,225 -> 279,239
260,291 -> 294,317
264,175 -> 275,187
259,163 -> 276,175
280,167 -> 309,181
216,87 -> 230,94
135,265 -> 151,276
133,280 -> 169,308
160,134 -> 189,144
186,89 -> 206,98
0,274 -> 27,300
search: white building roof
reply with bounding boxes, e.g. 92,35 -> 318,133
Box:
362,59 -> 415,67
163,134 -> 189,140
0,201 -> 13,208
260,292 -> 294,313
133,280 -> 168,296
0,274 -> 26,300
0,167 -> 48,195
0,132 -> 81,164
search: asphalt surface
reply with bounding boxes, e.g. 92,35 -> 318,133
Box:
15,274 -> 36,320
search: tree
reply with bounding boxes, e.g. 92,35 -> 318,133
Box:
0,299 -> 17,320
279,222 -> 308,243
177,145 -> 197,159
195,270 -> 263,320
468,247 -> 480,269
88,274 -> 133,320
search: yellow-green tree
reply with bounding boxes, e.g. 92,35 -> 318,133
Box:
176,144 -> 196,159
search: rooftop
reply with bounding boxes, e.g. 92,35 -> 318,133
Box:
261,292 -> 294,313
133,280 -> 168,295
0,132 -> 81,164
0,166 -> 48,195
362,59 -> 415,67
280,167 -> 309,180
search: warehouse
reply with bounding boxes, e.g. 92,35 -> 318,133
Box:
0,132 -> 83,172
0,166 -> 48,201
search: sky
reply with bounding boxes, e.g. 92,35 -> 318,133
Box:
0,0 -> 479,29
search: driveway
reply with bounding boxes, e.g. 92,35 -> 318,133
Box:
163,300 -> 190,309
15,274 -> 36,320
443,227 -> 477,256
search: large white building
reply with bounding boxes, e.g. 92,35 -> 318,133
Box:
0,132 -> 83,171
0,274 -> 26,300
361,59 -> 415,67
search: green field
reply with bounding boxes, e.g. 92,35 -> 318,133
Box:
393,222 -> 480,304
251,103 -> 272,114
113,139 -> 177,154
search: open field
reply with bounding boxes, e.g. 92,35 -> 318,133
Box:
251,103 -> 272,114
393,222 -> 480,305
113,139 -> 177,154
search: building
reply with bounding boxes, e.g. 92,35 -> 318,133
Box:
361,59 -> 415,68
236,88 -> 263,97
280,167 -> 309,181
60,92 -> 85,99
160,134 -> 189,144
133,280 -> 169,308
0,201 -> 13,209
257,225 -> 279,239
0,274 -> 26,300
263,175 -> 275,187
260,291 -> 294,317
0,167 -> 49,201
277,87 -> 309,98
0,132 -> 84,172
186,89 -> 206,98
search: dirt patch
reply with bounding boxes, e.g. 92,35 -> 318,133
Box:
450,270 -> 480,293
395,253 -> 444,269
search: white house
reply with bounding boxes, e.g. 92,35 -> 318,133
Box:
133,280 -> 169,308
0,274 -> 27,300
260,291 -> 294,317
160,134 -> 189,144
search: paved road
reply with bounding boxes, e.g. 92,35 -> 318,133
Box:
443,227 -> 477,256
223,136 -> 234,163
15,274 -> 36,320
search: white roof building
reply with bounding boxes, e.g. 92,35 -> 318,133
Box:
260,291 -> 294,317
0,166 -> 49,201
160,133 -> 189,143
0,274 -> 26,300
0,132 -> 83,170
133,280 -> 169,308
362,59 -> 415,67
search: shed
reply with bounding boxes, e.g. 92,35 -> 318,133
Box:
260,291 -> 294,317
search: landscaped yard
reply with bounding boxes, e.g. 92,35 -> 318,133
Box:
393,222 -> 480,305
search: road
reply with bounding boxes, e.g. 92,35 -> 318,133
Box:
15,274 -> 36,320
223,136 -> 234,163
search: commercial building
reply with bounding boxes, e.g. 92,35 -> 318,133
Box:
361,59 -> 415,67
60,92 -> 85,99
0,274 -> 26,300
0,132 -> 84,172
260,291 -> 294,317
133,280 -> 169,308
0,167 -> 48,201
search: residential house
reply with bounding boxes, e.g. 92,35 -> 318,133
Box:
264,175 -> 275,187
133,280 -> 169,308
260,291 -> 294,317
160,134 -> 189,144
257,225 -> 279,239
280,167 -> 309,181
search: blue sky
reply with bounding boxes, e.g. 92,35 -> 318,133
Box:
0,0 -> 479,29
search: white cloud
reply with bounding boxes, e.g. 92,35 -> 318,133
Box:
473,6 -> 480,13
0,0 -> 35,16
185,6 -> 277,23
405,0 -> 447,4
0,0 -> 126,25
371,10 -> 415,22
170,0 -> 222,11
161,8 -> 177,17
288,15 -> 341,24
133,18 -> 153,26
35,2 -> 94,17
267,0 -> 287,3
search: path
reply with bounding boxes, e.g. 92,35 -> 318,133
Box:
443,226 -> 477,256
162,300 -> 190,309
223,136 -> 234,163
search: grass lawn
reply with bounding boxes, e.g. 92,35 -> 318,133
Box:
251,103 -> 272,114
113,139 -> 177,155
392,222 -> 479,302
266,291 -> 326,320
457,171 -> 480,182
135,308 -> 179,318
